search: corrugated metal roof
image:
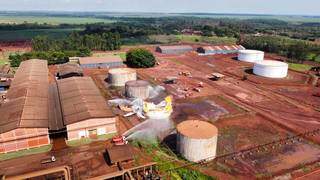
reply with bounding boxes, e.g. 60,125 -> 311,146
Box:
57,77 -> 114,125
57,63 -> 83,78
48,83 -> 64,131
158,45 -> 193,51
79,56 -> 123,65
0,59 -> 49,134
106,144 -> 134,164
200,45 -> 244,53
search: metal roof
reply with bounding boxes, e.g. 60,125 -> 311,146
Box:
48,83 -> 64,131
79,56 -> 123,65
57,77 -> 114,125
157,45 -> 193,51
57,63 -> 83,77
0,59 -> 49,134
200,45 -> 244,52
106,144 -> 134,164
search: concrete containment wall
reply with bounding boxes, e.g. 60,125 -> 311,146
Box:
253,60 -> 288,78
238,50 -> 264,63
177,133 -> 218,162
125,80 -> 150,100
176,120 -> 218,162
108,68 -> 137,87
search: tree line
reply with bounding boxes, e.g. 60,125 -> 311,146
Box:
242,35 -> 320,63
32,32 -> 121,51
9,31 -> 121,67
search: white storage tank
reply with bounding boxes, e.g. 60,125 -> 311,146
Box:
253,60 -> 288,78
176,120 -> 218,162
238,50 -> 264,63
108,68 -> 137,87
125,80 -> 150,100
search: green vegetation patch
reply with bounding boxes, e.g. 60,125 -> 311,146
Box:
0,145 -> 52,161
66,133 -> 116,147
288,63 -> 312,72
176,35 -> 237,45
133,141 -> 216,180
126,48 -> 155,68
0,28 -> 82,41
0,15 -> 115,25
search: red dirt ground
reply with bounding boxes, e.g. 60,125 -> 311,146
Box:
0,140 -> 152,179
136,50 -> 320,177
0,41 -> 31,52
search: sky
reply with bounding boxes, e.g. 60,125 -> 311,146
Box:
0,0 -> 319,15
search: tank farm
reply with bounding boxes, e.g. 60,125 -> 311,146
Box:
0,44 -> 320,179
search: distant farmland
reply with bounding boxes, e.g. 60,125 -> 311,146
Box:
0,15 -> 115,25
0,28 -> 83,41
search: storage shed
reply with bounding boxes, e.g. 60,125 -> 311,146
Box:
79,56 -> 123,68
0,60 -> 50,153
156,45 -> 193,54
106,144 -> 134,165
197,45 -> 245,55
56,63 -> 83,79
57,77 -> 117,141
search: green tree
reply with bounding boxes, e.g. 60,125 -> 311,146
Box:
126,48 -> 156,68
9,54 -> 22,67
31,35 -> 51,51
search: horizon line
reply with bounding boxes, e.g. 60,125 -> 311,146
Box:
0,10 -> 320,17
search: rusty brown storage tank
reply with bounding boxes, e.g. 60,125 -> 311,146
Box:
176,120 -> 218,162
125,80 -> 150,100
108,68 -> 137,87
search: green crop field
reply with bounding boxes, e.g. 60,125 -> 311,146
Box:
0,15 -> 115,25
0,28 -> 83,41
288,63 -> 312,72
176,35 -> 237,44
178,14 -> 320,23
147,34 -> 237,45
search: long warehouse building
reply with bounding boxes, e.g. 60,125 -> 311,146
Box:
0,60 -> 50,153
79,56 -> 123,68
57,77 -> 117,141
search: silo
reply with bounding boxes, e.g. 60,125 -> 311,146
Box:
253,60 -> 288,78
176,120 -> 218,162
108,68 -> 137,86
125,80 -> 150,100
238,50 -> 264,63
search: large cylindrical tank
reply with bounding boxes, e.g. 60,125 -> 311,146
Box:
238,50 -> 264,63
108,68 -> 137,86
253,60 -> 288,78
125,80 -> 150,99
176,120 -> 218,162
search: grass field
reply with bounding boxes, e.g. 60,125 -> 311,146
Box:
66,133 -> 115,147
176,35 -> 237,44
147,34 -> 237,45
0,28 -> 83,41
288,63 -> 312,72
0,145 -> 52,161
0,15 -> 115,25
177,14 -> 320,24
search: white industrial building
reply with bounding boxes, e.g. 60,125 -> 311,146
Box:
176,120 -> 218,162
253,60 -> 289,78
238,50 -> 264,63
